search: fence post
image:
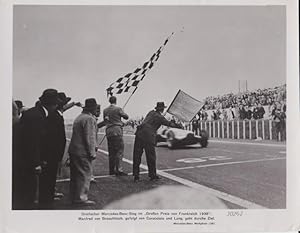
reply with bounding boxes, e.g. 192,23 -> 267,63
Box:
269,120 -> 273,140
231,120 -> 235,139
249,120 -> 252,139
227,121 -> 229,138
193,118 -> 277,141
222,121 -> 224,139
237,120 -> 240,139
256,120 -> 259,139
262,120 -> 265,140
243,120 -> 246,139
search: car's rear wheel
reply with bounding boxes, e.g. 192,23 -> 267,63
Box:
166,131 -> 175,149
199,130 -> 209,147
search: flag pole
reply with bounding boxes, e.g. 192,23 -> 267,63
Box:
98,30 -> 177,148
122,87 -> 137,109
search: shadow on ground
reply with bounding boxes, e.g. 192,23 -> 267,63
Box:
54,174 -> 180,210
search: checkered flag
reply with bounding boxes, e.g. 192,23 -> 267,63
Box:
106,33 -> 174,96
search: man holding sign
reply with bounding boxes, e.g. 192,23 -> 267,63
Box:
133,102 -> 182,182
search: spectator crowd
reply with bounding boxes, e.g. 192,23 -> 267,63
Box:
191,84 -> 287,142
202,84 -> 286,110
196,84 -> 286,121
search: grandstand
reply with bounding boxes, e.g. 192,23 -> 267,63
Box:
188,84 -> 287,142
202,84 -> 286,111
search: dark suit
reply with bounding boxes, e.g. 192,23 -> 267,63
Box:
38,110 -> 66,208
12,113 -> 22,209
239,107 -> 246,120
245,110 -> 252,120
273,109 -> 286,141
133,110 -> 179,178
15,105 -> 48,209
257,107 -> 265,119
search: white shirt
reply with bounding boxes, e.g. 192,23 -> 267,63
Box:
57,110 -> 63,116
42,106 -> 48,117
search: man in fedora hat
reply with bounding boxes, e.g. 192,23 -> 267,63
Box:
132,102 -> 182,182
103,96 -> 129,176
14,89 -> 59,209
38,92 -> 76,207
68,98 -> 98,205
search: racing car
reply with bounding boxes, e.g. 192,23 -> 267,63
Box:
156,127 -> 209,149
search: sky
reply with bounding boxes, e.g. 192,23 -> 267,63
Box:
13,5 -> 286,120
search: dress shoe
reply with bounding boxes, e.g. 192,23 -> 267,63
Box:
115,171 -> 128,176
150,175 -> 161,181
133,176 -> 140,182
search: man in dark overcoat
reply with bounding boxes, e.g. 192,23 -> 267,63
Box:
38,92 -> 73,208
132,102 -> 181,182
15,89 -> 59,209
12,100 -> 22,209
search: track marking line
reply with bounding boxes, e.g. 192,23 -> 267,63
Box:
195,157 -> 285,169
156,171 -> 266,209
97,149 -> 268,209
161,166 -> 196,172
210,148 -> 245,154
65,138 -> 283,209
57,156 -> 286,192
209,139 -> 286,148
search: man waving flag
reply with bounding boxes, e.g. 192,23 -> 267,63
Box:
106,32 -> 174,96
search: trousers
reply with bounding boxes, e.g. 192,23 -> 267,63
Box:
107,136 -> 124,174
12,167 -> 37,210
275,121 -> 286,141
38,161 -> 59,209
69,154 -> 92,203
132,136 -> 157,178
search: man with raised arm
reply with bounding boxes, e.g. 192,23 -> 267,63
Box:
132,102 -> 182,182
103,96 -> 129,176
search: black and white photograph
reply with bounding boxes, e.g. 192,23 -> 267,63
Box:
1,0 -> 299,231
11,4 -> 289,211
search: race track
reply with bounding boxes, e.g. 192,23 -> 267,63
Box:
61,131 -> 286,209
